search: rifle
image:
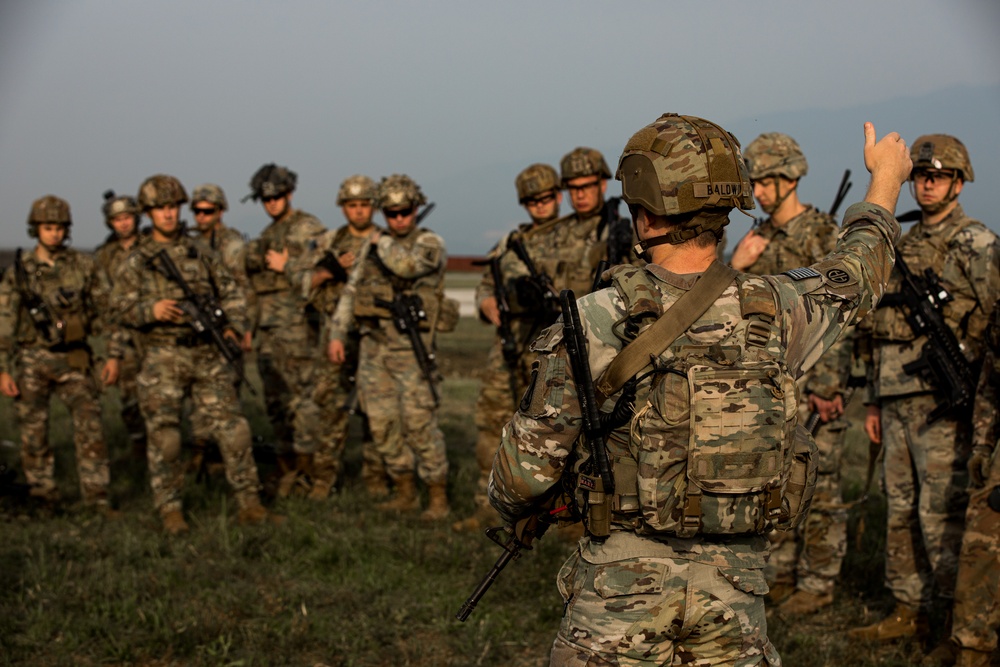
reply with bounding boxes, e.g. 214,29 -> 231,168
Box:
416,202 -> 436,225
879,253 -> 977,423
829,169 -> 853,218
600,196 -> 633,266
374,293 -> 440,406
13,249 -> 59,344
507,233 -> 560,319
149,249 -> 257,395
456,505 -> 567,622
472,254 -> 520,406
560,290 -> 613,542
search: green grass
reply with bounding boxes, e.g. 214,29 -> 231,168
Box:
0,319 -> 937,666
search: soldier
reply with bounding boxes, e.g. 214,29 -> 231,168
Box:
94,191 -> 146,456
308,175 -> 385,500
731,132 -> 852,614
932,297 -> 1000,667
243,164 -> 325,497
850,135 -> 1000,642
188,184 -> 253,475
488,116 -> 910,664
112,174 -> 276,534
0,195 -> 121,510
558,147 -> 633,290
328,174 -> 454,520
452,163 -> 564,533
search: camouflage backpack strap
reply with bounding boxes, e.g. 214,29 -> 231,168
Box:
596,260 -> 738,401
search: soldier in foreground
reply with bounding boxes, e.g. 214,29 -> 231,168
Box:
489,116 -> 910,664
328,175 -> 455,520
452,163 -> 564,532
112,175 -> 276,534
309,175 -> 385,499
0,196 -> 121,511
851,135 -> 1000,643
94,191 -> 147,456
731,133 -> 852,614
244,164 -> 325,497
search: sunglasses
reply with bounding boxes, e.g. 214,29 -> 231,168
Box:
912,169 -> 956,185
192,207 -> 218,216
565,179 -> 601,193
384,207 -> 415,219
525,193 -> 557,206
261,195 -> 284,203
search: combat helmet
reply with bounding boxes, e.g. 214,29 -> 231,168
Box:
743,132 -> 808,181
910,134 -> 974,182
27,195 -> 72,238
560,147 -> 612,185
190,183 -> 229,211
101,190 -> 141,229
515,164 -> 560,203
376,174 -> 426,210
244,164 -> 297,202
336,175 -> 377,205
617,113 -> 754,246
137,174 -> 188,211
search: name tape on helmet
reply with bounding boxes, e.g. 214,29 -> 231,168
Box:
692,182 -> 747,198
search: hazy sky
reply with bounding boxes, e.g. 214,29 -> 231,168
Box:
1,0 -> 998,254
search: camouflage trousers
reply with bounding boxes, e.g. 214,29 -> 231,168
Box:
472,337 -> 533,509
14,347 -> 109,504
312,333 -> 384,489
102,342 -> 145,448
137,344 -> 261,514
881,393 -> 970,606
766,405 -> 849,595
357,338 -> 448,485
257,326 -> 322,456
550,532 -> 780,666
951,454 -> 1000,653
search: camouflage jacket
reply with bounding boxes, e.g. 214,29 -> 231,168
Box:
489,201 -> 900,567
973,298 -> 1000,452
94,233 -> 137,285
0,246 -> 123,374
329,227 -> 447,350
864,204 -> 1000,400
740,205 -> 849,398
245,209 -> 325,331
191,225 -> 254,317
111,233 -> 248,347
311,224 -> 381,318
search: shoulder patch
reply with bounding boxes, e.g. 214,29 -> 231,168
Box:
784,267 -> 821,281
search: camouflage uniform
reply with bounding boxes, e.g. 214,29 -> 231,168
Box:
329,176 -> 450,513
94,232 -> 145,449
864,203 -> 1000,609
490,114 -> 902,665
0,237 -> 120,505
246,207 -> 325,465
311,223 -> 382,494
112,217 -> 262,518
739,207 -> 852,598
950,297 -> 1000,661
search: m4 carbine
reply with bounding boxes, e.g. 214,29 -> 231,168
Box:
881,253 -> 976,423
374,293 -> 440,407
150,249 -> 256,395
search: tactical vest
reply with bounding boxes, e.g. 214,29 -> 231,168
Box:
871,214 -> 981,343
353,230 -> 457,333
16,250 -> 93,349
600,266 -> 816,538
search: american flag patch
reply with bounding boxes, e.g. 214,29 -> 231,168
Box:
784,267 -> 821,281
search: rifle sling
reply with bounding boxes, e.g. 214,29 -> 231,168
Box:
595,261 -> 738,401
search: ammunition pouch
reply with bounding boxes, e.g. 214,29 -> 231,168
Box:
354,283 -> 394,320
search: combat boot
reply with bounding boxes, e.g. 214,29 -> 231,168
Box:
421,483 -> 450,521
452,506 -> 500,533
765,582 -> 796,606
376,474 -> 420,513
847,602 -> 928,642
308,478 -> 335,501
778,589 -> 834,615
277,453 -> 313,498
364,476 -> 390,499
956,648 -> 991,667
237,495 -> 286,526
922,638 -> 959,666
161,509 -> 189,536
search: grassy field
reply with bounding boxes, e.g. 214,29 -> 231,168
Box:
0,314 -> 940,666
